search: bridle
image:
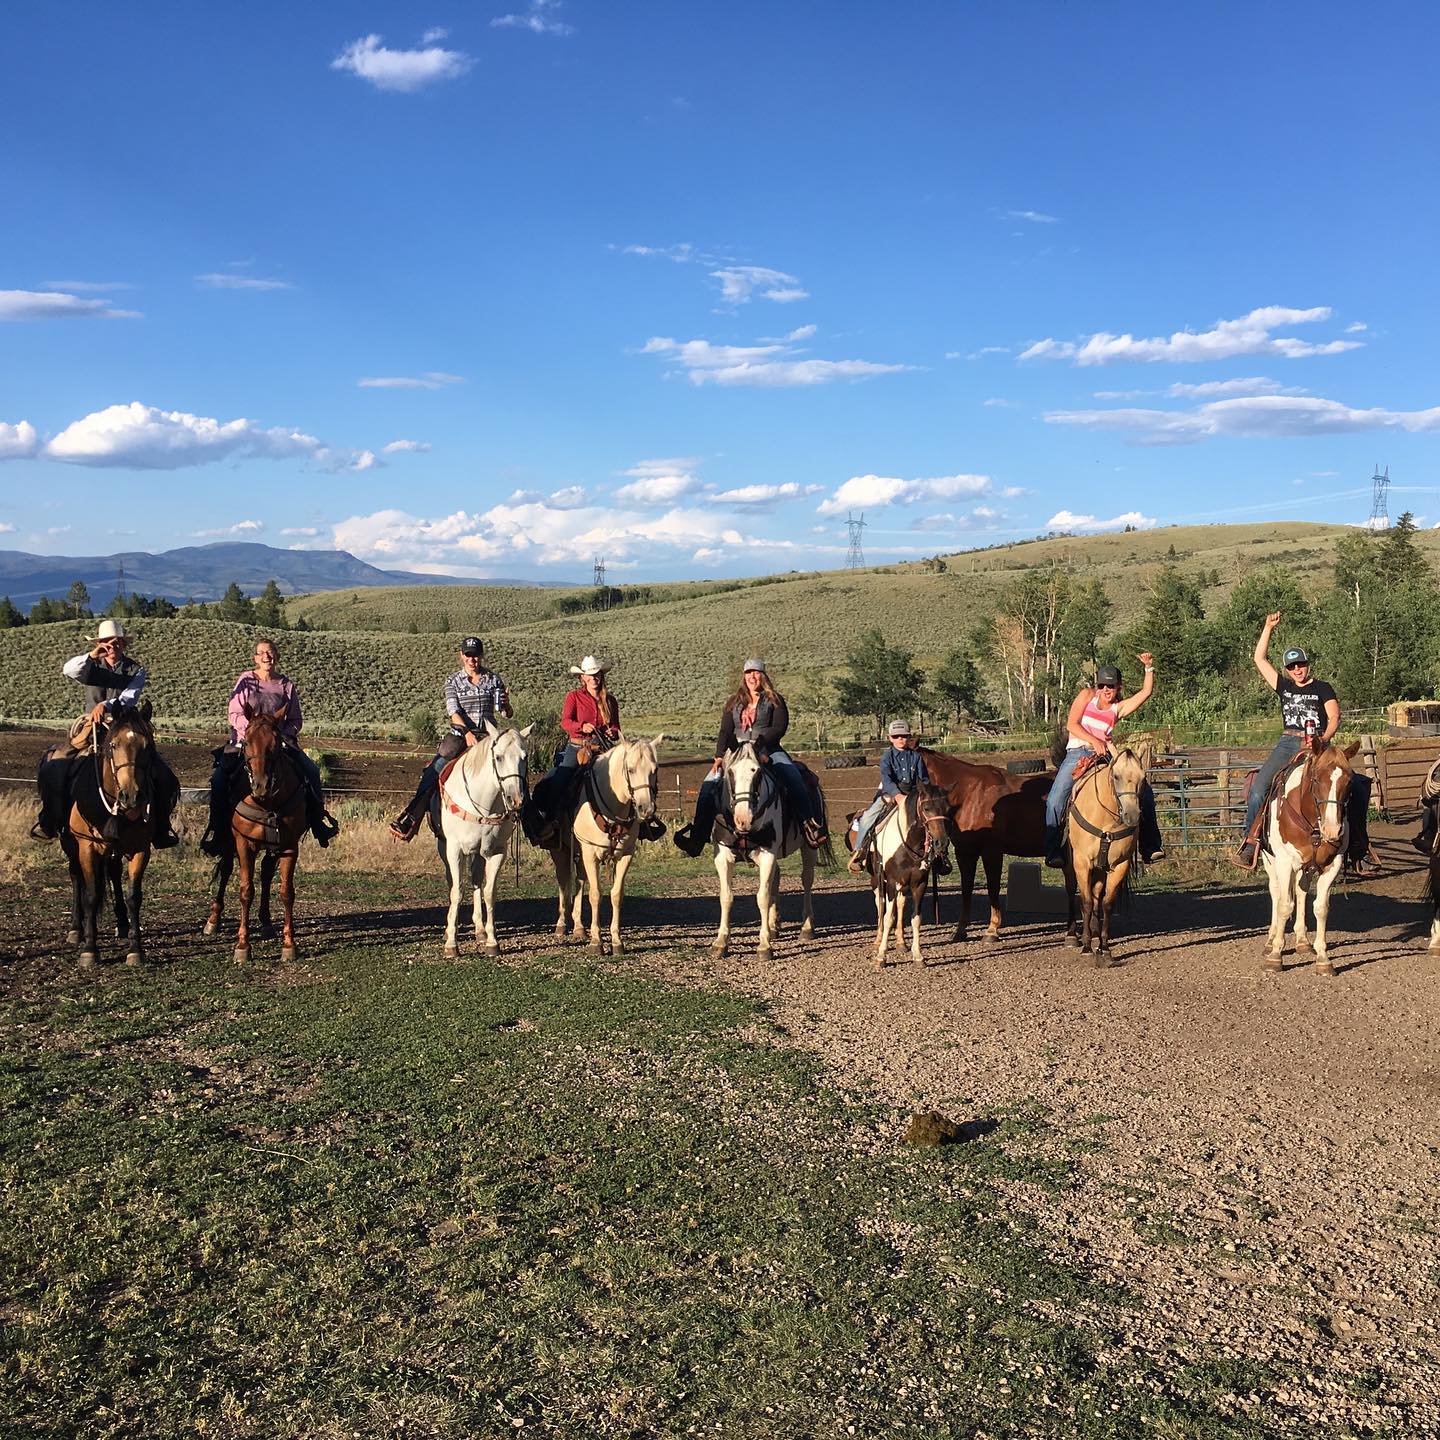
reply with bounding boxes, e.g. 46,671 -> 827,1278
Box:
1280,744 -> 1349,871
582,742 -> 657,851
452,732 -> 528,824
95,716 -> 153,820
896,787 -> 950,869
723,743 -> 774,830
1068,752 -> 1142,864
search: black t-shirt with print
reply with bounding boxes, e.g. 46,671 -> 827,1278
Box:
1275,674 -> 1336,733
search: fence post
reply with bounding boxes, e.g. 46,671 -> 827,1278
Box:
1178,765 -> 1190,850
1218,749 -> 1231,829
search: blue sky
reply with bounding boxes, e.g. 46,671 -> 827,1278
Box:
3,1 -> 1438,580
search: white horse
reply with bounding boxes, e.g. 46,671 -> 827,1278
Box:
1260,739 -> 1357,976
710,741 -> 819,961
858,783 -> 951,969
436,720 -> 534,958
550,735 -> 662,954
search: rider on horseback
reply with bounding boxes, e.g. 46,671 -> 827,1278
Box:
390,636 -> 512,841
1236,613 -> 1374,871
33,618 -> 180,848
1044,654 -> 1164,868
848,719 -> 936,874
199,638 -> 339,858
674,658 -> 827,856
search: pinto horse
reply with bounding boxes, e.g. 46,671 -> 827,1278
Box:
919,748 -> 1048,943
859,782 -> 952,969
58,702 -> 159,967
1064,748 -> 1147,966
1260,737 -> 1359,975
204,703 -> 306,964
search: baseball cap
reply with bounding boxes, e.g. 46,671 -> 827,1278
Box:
1282,647 -> 1309,667
888,719 -> 912,737
460,636 -> 484,657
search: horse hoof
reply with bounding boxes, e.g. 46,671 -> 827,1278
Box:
66,929 -> 79,946
1064,935 -> 1082,949
443,946 -> 458,960
280,946 -> 296,962
1094,951 -> 1113,969
757,947 -> 774,962
233,948 -> 250,965
1295,939 -> 1313,955
78,952 -> 96,968
1315,959 -> 1335,977
115,926 -> 129,941
1263,956 -> 1283,973
202,918 -> 217,937
914,955 -> 927,968
800,921 -> 814,938
709,943 -> 727,959
612,942 -> 628,955
484,943 -> 500,957
125,952 -> 142,967
985,931 -> 1001,944
951,928 -> 968,944
553,925 -> 567,938
873,955 -> 885,972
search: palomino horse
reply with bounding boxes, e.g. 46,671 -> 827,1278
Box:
919,749 -> 1047,943
205,704 -> 308,964
435,720 -> 534,958
710,740 -> 822,960
1064,747 -> 1148,966
56,702 -> 159,967
1260,738 -> 1358,975
548,735 -> 662,954
858,783 -> 952,969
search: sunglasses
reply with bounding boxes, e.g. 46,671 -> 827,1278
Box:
1285,661 -> 1309,671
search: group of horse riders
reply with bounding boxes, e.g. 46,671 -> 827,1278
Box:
35,612 -> 1430,868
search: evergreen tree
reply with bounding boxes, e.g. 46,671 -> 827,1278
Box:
29,595 -> 65,624
253,579 -> 286,629
66,579 -> 92,618
217,582 -> 254,624
835,629 -> 924,736
0,596 -> 26,628
933,649 -> 981,724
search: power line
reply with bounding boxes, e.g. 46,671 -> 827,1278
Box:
1368,464 -> 1390,529
844,511 -> 867,569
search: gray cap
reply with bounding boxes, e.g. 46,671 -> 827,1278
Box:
1282,647 -> 1310,667
888,718 -> 912,737
742,657 -> 767,673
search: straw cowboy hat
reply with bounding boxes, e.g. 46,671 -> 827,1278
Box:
86,619 -> 129,642
569,655 -> 607,676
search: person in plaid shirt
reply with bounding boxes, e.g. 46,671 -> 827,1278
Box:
389,636 -> 513,840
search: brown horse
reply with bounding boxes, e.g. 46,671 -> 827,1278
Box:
204,704 -> 307,963
919,748 -> 1048,942
860,782 -> 953,969
1064,748 -> 1147,966
57,702 -> 159,967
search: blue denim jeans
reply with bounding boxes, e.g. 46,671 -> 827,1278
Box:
1243,734 -> 1303,836
852,793 -> 889,850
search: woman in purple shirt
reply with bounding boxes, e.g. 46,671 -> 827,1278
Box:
200,639 -> 338,856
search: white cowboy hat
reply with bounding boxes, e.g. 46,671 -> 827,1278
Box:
569,655 -> 607,676
87,619 -> 129,641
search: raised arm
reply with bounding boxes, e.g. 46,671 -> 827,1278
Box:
1116,653 -> 1155,719
1253,612 -> 1281,690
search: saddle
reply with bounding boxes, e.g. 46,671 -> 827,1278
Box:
1241,750 -> 1311,857
715,760 -> 825,856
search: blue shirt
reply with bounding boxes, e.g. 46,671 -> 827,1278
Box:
878,745 -> 929,797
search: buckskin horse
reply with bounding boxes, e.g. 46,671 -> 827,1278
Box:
54,701 -> 160,967
1064,747 -> 1148,966
856,782 -> 952,969
434,720 -> 534,958
1259,737 -> 1359,975
919,748 -> 1048,943
204,702 -> 309,964
710,739 -> 824,960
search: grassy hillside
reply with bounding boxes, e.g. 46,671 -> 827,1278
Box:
5,522 -> 1427,736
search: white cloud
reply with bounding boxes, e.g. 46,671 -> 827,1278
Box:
642,336 -> 908,388
982,397 -> 1017,408
281,526 -> 321,537
785,324 -> 817,341
1345,321 -> 1367,333
40,280 -> 135,292
999,485 -> 1026,498
621,457 -> 701,478
1046,510 -> 1157,533
1044,394 -> 1440,445
46,525 -> 72,536
331,33 -> 473,92
42,401 -> 369,471
952,345 -> 1009,360
0,420 -> 40,459
382,438 -> 432,454
617,242 -> 699,262
1096,376 -> 1305,401
0,522 -> 14,533
816,473 -> 992,516
708,482 -> 821,507
0,289 -> 141,321
492,1 -> 573,35
709,266 -> 809,305
421,27 -> 448,43
1006,209 -> 1058,224
613,473 -> 698,504
194,519 -> 265,538
357,372 -> 464,389
195,273 -> 294,291
1020,305 -> 1362,366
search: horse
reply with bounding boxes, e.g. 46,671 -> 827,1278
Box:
857,782 -> 952,969
54,702 -> 159,967
1422,758 -> 1440,955
709,740 -> 823,960
919,749 -> 1048,943
547,735 -> 662,954
1063,746 -> 1147,966
204,703 -> 310,964
434,720 -> 534,959
1259,738 -> 1358,975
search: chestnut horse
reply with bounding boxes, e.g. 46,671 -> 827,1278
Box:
204,704 -> 307,964
57,702 -> 159,967
919,748 -> 1048,942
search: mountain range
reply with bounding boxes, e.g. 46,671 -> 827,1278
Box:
0,542 -> 566,607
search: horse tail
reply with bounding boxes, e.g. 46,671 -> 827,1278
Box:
814,834 -> 838,871
1423,865 -> 1436,912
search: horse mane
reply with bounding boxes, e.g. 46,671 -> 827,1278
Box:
108,703 -> 154,742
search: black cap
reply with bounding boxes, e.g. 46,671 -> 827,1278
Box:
1094,665 -> 1121,689
1282,647 -> 1309,667
460,636 -> 484,657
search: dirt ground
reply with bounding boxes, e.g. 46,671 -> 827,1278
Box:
4,721 -> 1436,1429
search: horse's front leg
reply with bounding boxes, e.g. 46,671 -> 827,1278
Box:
75,843 -> 102,966
799,844 -> 816,938
581,842 -> 606,952
277,853 -> 297,961
65,838 -> 83,949
755,851 -> 779,960
982,846 -> 1004,941
234,840 -> 256,964
443,838 -> 466,958
607,845 -> 634,954
874,884 -> 896,969
1263,859 -> 1291,969
258,851 -> 278,940
1095,865 -> 1127,968
712,847 -> 735,957
909,878 -> 926,966
952,849 -> 976,943
1310,863 -> 1340,976
123,851 -> 148,965
552,845 -> 571,937
478,847 -> 503,956
110,850 -> 129,943
470,846 -> 486,948
1063,862 -> 1080,946
205,852 -> 233,937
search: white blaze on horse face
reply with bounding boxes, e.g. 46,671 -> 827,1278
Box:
494,730 -> 528,813
728,747 -> 761,833
1321,761 -> 1347,845
625,740 -> 659,818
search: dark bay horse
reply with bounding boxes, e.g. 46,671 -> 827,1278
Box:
57,702 -> 159,966
919,748 -> 1048,942
204,704 -> 307,964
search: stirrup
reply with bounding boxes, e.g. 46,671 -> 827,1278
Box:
29,819 -> 57,842
389,813 -> 420,842
673,824 -> 705,858
312,810 -> 341,847
638,816 -> 667,842
1234,838 -> 1259,871
802,819 -> 827,847
848,853 -> 869,875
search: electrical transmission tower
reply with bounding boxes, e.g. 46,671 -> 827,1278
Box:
593,557 -> 608,609
844,511 -> 867,569
1368,465 -> 1390,529
115,561 -> 125,604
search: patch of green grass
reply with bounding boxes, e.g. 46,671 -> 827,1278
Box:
1,934 -> 1315,1438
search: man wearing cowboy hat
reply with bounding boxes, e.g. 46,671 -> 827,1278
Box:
33,617 -> 180,847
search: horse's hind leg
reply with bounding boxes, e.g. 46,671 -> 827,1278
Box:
608,850 -> 633,954
259,852 -> 278,941
478,850 -> 501,956
110,850 -> 129,941
443,840 -> 465,958
277,854 -> 297,961
205,853 -> 233,937
77,843 -> 102,965
951,851 -> 976,943
799,846 -> 816,938
123,852 -> 148,965
982,847 -> 1004,940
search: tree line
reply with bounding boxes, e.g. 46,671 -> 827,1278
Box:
0,579 -> 305,631
835,515 -> 1440,734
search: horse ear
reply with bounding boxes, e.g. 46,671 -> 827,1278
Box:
616,728 -> 627,743
242,700 -> 255,720
651,733 -> 665,749
519,722 -> 535,739
272,699 -> 288,723
483,718 -> 500,739
1343,740 -> 1361,759
139,698 -> 152,723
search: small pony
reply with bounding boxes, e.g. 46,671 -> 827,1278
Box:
853,782 -> 952,969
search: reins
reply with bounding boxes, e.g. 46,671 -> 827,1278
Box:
446,734 -> 526,826
1070,757 -> 1139,873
